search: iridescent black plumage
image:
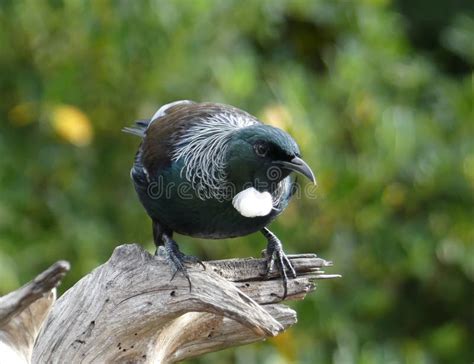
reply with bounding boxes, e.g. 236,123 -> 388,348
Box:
124,101 -> 315,297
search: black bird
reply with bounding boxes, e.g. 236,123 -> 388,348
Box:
124,101 -> 316,297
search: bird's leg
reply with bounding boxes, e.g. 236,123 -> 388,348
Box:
261,227 -> 297,299
152,220 -> 164,256
161,234 -> 205,291
152,221 -> 205,290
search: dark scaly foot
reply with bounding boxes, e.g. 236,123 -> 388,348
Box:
152,220 -> 205,290
162,234 -> 205,291
261,227 -> 296,299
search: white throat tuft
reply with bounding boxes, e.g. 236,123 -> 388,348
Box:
232,187 -> 273,218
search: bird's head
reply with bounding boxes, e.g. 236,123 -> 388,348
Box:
226,124 -> 316,191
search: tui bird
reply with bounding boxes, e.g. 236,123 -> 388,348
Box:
124,101 -> 316,297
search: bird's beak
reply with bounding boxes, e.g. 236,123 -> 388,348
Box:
275,157 -> 317,185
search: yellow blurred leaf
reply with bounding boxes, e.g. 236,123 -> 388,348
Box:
51,105 -> 93,146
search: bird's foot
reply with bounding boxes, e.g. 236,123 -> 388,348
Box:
161,236 -> 205,291
262,230 -> 296,300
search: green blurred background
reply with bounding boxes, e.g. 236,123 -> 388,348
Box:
1,0 -> 473,363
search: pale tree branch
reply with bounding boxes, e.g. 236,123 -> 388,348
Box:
31,244 -> 339,363
0,261 -> 70,364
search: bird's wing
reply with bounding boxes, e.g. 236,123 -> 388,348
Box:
130,102 -> 259,200
122,100 -> 196,138
150,100 -> 195,123
130,148 -> 149,186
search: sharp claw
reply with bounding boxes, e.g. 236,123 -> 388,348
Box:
162,237 -> 202,292
278,253 -> 290,299
170,267 -> 179,282
282,277 -> 288,299
169,263 -> 192,291
263,234 -> 296,300
184,256 -> 206,270
283,255 -> 297,278
265,254 -> 275,274
185,274 -> 192,292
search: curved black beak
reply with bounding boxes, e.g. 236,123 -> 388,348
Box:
274,156 -> 316,185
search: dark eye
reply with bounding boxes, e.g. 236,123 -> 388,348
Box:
254,142 -> 269,157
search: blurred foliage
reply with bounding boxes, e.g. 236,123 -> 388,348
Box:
0,0 -> 473,363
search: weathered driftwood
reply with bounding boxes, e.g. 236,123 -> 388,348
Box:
32,244 -> 338,363
0,261 -> 70,364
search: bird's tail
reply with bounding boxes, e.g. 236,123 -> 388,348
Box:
122,119 -> 150,138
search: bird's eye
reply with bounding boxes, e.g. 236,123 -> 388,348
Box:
254,142 -> 269,157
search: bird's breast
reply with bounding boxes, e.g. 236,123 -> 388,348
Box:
134,168 -> 284,238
